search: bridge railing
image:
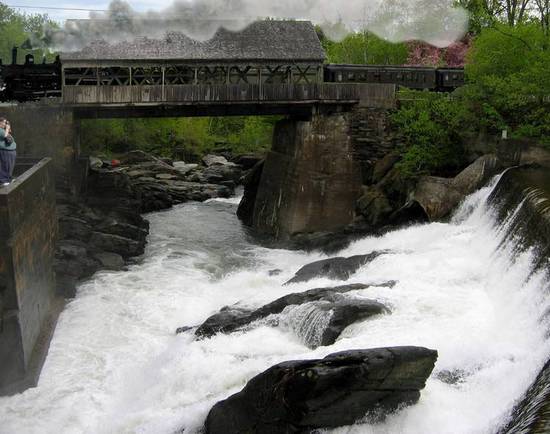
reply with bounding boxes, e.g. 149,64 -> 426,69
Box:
62,83 -> 396,108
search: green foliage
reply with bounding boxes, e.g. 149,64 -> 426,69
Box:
465,23 -> 550,142
80,116 -> 278,158
321,31 -> 408,65
392,91 -> 469,178
0,3 -> 57,64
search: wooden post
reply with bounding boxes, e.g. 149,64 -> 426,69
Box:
162,66 -> 165,101
258,67 -> 262,100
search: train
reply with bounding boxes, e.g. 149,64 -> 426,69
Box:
323,64 -> 465,91
0,47 -> 464,102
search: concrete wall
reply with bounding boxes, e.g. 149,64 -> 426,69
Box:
0,102 -> 81,194
0,158 -> 58,394
252,114 -> 362,238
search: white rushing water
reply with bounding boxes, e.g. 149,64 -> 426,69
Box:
1,179 -> 550,434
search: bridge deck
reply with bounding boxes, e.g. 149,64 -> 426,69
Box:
63,83 -> 396,109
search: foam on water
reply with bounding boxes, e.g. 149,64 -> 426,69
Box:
1,178 -> 549,434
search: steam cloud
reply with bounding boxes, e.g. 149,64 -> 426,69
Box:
42,0 -> 469,52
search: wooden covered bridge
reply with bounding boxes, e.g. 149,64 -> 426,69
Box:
60,20 -> 395,118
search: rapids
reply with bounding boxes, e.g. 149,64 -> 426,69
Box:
1,178 -> 549,434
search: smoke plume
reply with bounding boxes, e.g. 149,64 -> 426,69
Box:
41,0 -> 469,52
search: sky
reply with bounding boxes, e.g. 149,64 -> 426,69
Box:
7,0 -> 470,49
6,1 -> 161,22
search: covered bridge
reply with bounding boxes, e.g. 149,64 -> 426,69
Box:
60,20 -> 333,106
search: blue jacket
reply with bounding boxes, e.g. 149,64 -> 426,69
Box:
0,128 -> 16,151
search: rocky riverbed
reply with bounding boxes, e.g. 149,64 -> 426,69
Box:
55,150 -> 261,296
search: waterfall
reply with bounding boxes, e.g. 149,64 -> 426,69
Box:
279,302 -> 334,348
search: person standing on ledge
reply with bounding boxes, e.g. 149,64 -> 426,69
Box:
0,117 -> 16,186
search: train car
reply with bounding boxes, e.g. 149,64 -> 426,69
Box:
436,68 -> 465,91
324,64 -> 464,92
324,64 -> 437,89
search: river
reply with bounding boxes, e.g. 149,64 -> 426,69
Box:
1,177 -> 549,434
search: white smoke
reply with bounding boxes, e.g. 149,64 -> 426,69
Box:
43,0 -> 469,51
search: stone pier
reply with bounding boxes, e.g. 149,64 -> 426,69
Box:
251,113 -> 363,239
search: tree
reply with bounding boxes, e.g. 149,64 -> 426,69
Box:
0,2 -> 57,64
534,0 -> 550,36
322,31 -> 408,65
504,0 -> 531,26
465,22 -> 550,141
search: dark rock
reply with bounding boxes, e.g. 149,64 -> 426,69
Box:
172,162 -> 198,175
92,252 -> 125,270
284,251 -> 390,285
281,295 -> 388,348
194,283 -> 396,339
204,346 -> 438,434
387,200 -> 430,227
232,154 -> 264,170
58,216 -> 93,241
356,187 -> 393,227
175,326 -> 194,335
118,150 -> 160,165
268,269 -> 282,276
372,152 -> 400,184
89,232 -> 144,258
188,163 -> 242,186
54,256 -> 100,282
95,219 -> 148,242
237,160 -> 264,226
56,240 -> 88,259
195,306 -> 254,338
155,173 -> 179,180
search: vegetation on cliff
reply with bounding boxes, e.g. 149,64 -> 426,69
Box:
392,18 -> 550,178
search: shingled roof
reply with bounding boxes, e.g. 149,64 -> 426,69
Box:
61,20 -> 326,63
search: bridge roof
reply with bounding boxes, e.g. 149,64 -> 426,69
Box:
61,20 -> 326,63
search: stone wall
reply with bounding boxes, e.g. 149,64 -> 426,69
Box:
0,158 -> 59,394
349,107 -> 401,184
251,114 -> 362,239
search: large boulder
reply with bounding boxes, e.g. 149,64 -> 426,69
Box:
204,346 -> 438,434
413,154 -> 500,220
203,154 -> 229,166
280,295 -> 388,348
193,282 -> 395,339
356,187 -> 393,227
284,251 -> 390,285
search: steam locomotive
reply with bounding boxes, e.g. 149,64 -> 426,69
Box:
0,47 -> 464,102
0,47 -> 61,102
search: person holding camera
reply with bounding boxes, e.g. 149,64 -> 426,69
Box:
0,117 -> 16,186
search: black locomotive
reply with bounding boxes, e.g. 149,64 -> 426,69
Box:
0,47 -> 62,102
323,64 -> 465,91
